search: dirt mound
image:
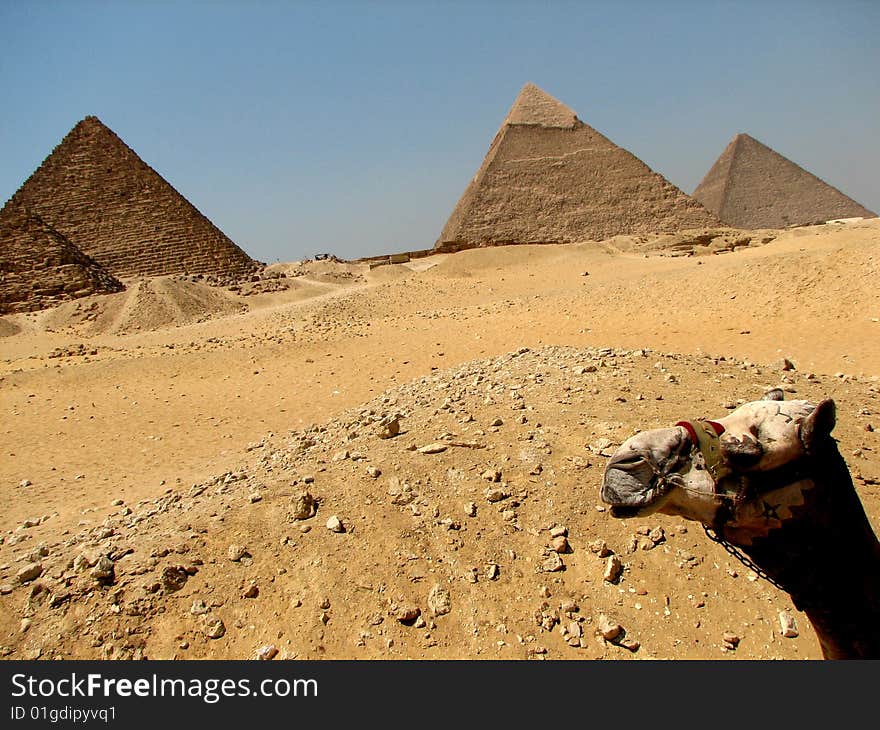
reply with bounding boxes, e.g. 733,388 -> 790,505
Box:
604,228 -> 778,257
287,259 -> 367,285
42,277 -> 247,335
426,243 -> 580,279
364,263 -> 418,284
0,318 -> 21,337
2,345 -> 876,660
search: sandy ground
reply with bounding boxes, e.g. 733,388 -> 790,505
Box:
1,219 -> 878,660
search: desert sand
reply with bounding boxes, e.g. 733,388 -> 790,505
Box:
1,219 -> 878,660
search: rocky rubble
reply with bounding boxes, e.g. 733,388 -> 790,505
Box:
0,345 -> 877,660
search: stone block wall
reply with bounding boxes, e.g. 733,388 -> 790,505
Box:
438,123 -> 718,248
0,202 -> 123,314
3,116 -> 260,281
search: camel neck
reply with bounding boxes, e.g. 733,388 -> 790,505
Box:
737,449 -> 880,659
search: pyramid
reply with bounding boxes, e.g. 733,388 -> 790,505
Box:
0,201 -> 123,314
693,133 -> 876,229
436,83 -> 719,250
0,116 -> 260,280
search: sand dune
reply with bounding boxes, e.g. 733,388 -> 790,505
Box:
1,220 -> 878,661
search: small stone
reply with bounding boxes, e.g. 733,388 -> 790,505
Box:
427,583 -> 451,617
549,526 -> 568,538
257,645 -> 279,660
481,469 -> 502,482
15,563 -> 43,585
779,611 -> 799,638
722,632 -> 740,650
289,490 -> 316,520
249,492 -> 262,503
618,637 -> 640,652
190,599 -> 209,615
20,479 -> 32,488
90,557 -> 115,584
541,552 -> 564,573
326,515 -> 345,533
485,487 -> 508,503
161,565 -> 189,592
377,415 -> 400,440
111,499 -> 124,506
464,502 -> 477,517
395,605 -> 421,623
597,615 -> 622,641
243,582 -> 259,599
20,618 -> 31,633
366,466 -> 382,478
0,584 -> 13,595
204,617 -> 226,639
418,443 -> 448,454
550,536 -> 570,554
490,418 -> 504,427
603,555 -> 623,583
589,539 -> 611,557
227,544 -> 249,562
485,563 -> 500,580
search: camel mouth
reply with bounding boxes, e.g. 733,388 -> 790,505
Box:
609,504 -> 651,518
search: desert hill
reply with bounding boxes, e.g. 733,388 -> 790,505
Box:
1,219 -> 878,660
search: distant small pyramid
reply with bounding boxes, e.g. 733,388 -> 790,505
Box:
436,83 -> 718,249
0,201 -> 123,314
693,133 -> 876,229
0,116 -> 260,281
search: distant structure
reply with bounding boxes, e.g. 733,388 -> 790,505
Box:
436,83 -> 718,250
0,201 -> 123,314
693,133 -> 876,229
0,116 -> 259,282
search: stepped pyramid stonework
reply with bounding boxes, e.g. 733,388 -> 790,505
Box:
693,133 -> 876,229
0,201 -> 123,314
1,116 -> 260,282
436,83 -> 718,250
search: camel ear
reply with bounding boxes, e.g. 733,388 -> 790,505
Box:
800,399 -> 836,451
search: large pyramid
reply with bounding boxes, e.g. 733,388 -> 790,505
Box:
436,83 -> 719,250
693,133 -> 876,229
0,116 -> 260,280
0,201 -> 123,314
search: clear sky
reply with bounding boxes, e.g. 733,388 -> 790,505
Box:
1,0 -> 878,263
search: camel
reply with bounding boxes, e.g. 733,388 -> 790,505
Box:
600,392 -> 880,659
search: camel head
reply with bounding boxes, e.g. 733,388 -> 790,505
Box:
601,393 -> 838,545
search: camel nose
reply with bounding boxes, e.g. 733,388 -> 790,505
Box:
601,464 -> 647,507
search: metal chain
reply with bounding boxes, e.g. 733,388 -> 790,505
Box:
702,525 -> 789,594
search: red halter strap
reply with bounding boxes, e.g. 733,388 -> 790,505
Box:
675,419 -> 724,444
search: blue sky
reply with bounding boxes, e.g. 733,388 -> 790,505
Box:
1,1 -> 878,262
